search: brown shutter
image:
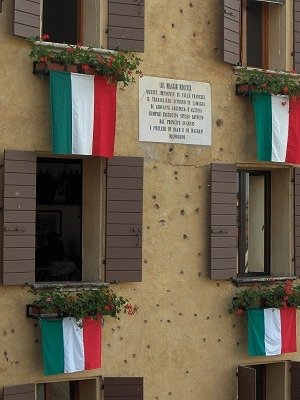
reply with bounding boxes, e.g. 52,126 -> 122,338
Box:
211,163 -> 237,280
295,168 -> 300,276
295,1 -> 300,73
103,377 -> 143,400
106,157 -> 143,283
108,0 -> 145,52
291,362 -> 300,400
2,150 -> 36,285
3,384 -> 35,400
237,366 -> 256,400
224,0 -> 241,65
14,0 -> 41,38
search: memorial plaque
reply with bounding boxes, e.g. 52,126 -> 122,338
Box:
139,76 -> 211,145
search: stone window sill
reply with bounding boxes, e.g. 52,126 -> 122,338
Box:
232,276 -> 297,287
233,66 -> 300,78
28,282 -> 109,291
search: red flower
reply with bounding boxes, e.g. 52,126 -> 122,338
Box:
261,83 -> 267,89
104,305 -> 111,311
42,33 -> 49,40
39,56 -> 48,63
67,47 -> 74,53
284,296 -> 289,301
284,280 -> 293,295
282,86 -> 289,95
82,64 -> 89,71
281,301 -> 287,307
46,297 -> 52,303
76,42 -> 82,47
235,308 -> 244,316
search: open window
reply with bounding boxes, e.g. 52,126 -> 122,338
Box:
3,377 -> 143,400
1,150 -> 144,285
224,0 -> 291,71
238,361 -> 300,400
210,163 -> 294,280
13,0 -> 145,51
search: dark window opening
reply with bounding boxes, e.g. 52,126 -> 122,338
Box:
238,170 -> 271,276
35,158 -> 82,282
252,364 -> 266,400
246,0 -> 266,68
42,0 -> 80,44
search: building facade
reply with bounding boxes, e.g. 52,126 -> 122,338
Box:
0,0 -> 300,399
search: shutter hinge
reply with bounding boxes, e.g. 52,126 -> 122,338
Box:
292,257 -> 295,262
291,178 -> 295,182
102,259 -> 106,265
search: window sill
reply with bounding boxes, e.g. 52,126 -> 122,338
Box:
232,276 -> 297,287
28,282 -> 109,291
233,66 -> 300,78
34,41 -> 116,55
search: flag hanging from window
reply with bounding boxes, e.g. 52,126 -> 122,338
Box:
247,307 -> 297,357
40,316 -> 102,375
252,93 -> 300,164
49,71 -> 117,158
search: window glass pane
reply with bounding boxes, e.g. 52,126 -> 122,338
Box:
37,384 -> 45,400
247,174 -> 265,273
247,0 -> 263,68
49,382 -> 71,399
43,0 -> 79,44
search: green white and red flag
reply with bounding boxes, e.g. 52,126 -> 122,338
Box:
247,307 -> 296,357
49,71 -> 117,158
40,316 -> 102,375
252,93 -> 300,164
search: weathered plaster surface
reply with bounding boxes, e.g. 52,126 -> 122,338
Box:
0,1 -> 297,400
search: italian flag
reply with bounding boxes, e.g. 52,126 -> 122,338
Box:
247,308 -> 297,357
40,317 -> 102,375
50,71 -> 117,158
252,93 -> 300,164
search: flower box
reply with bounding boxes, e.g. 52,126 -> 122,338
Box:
235,83 -> 256,96
26,304 -> 63,319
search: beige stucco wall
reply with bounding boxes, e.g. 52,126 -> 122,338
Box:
0,1 -> 298,400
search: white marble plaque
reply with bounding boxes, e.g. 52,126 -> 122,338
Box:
139,76 -> 211,145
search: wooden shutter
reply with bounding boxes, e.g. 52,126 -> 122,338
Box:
2,150 -> 36,285
3,384 -> 35,400
291,362 -> 300,400
237,366 -> 256,400
224,0 -> 241,65
14,0 -> 41,38
295,168 -> 300,276
295,0 -> 300,73
106,157 -> 143,283
108,0 -> 145,52
103,377 -> 143,400
211,163 -> 237,280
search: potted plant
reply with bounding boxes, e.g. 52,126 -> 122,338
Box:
236,68 -> 300,97
27,37 -> 142,88
27,287 -> 137,321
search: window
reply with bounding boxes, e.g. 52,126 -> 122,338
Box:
1,150 -> 144,285
224,0 -> 291,71
237,362 -> 300,400
3,377 -> 144,400
237,170 -> 271,276
210,163 -> 294,280
13,0 -> 145,51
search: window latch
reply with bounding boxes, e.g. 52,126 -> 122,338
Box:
211,228 -> 228,234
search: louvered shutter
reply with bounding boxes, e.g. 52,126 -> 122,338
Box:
14,0 -> 41,38
2,150 -> 36,285
224,0 -> 241,65
211,163 -> 237,280
3,384 -> 35,400
106,157 -> 143,283
108,0 -> 145,52
237,366 -> 256,400
291,362 -> 300,400
295,1 -> 300,72
103,377 -> 143,400
295,168 -> 300,276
